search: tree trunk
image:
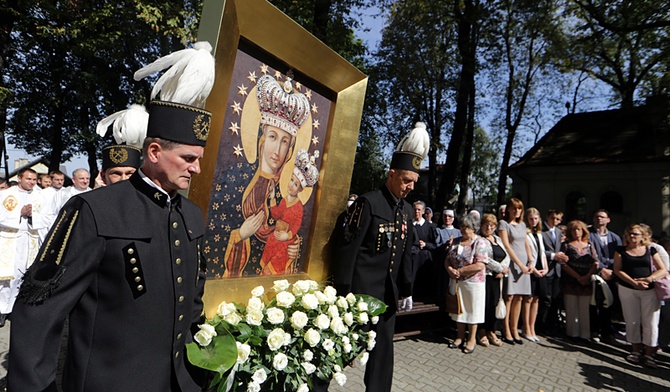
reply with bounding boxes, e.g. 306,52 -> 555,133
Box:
456,81 -> 477,216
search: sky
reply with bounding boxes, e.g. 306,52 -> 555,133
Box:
2,5 -> 388,178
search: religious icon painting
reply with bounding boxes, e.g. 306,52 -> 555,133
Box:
204,49 -> 330,278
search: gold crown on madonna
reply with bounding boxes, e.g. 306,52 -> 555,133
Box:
293,149 -> 319,188
256,74 -> 310,136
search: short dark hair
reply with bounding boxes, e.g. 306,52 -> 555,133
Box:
49,170 -> 65,178
593,209 -> 609,218
17,168 -> 37,178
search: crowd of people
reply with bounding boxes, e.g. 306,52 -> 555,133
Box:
406,197 -> 670,369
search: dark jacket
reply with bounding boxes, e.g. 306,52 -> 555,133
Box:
9,173 -> 207,392
333,185 -> 413,311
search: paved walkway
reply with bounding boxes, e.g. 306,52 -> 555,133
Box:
1,320 -> 668,391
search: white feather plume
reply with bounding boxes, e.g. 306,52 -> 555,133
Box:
96,104 -> 149,148
396,122 -> 430,159
133,41 -> 215,108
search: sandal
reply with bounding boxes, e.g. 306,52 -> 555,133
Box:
625,353 -> 641,365
448,340 -> 463,349
478,337 -> 490,347
489,335 -> 502,347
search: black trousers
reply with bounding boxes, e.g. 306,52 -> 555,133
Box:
481,275 -> 501,332
364,310 -> 396,392
537,274 -> 562,335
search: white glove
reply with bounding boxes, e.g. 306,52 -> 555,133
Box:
401,296 -> 413,311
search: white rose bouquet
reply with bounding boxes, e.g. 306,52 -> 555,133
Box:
187,280 -> 387,392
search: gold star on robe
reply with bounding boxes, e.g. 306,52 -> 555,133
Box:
312,119 -> 320,130
311,103 -> 318,114
311,136 -> 319,145
274,70 -> 282,79
260,64 -> 269,75
233,144 -> 244,157
229,122 -> 240,135
247,71 -> 257,84
231,101 -> 242,115
237,84 -> 248,96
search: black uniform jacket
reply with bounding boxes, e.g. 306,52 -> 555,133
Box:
8,173 -> 207,392
333,185 -> 413,312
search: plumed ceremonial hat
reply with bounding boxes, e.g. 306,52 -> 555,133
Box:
390,122 -> 430,173
96,104 -> 148,170
133,41 -> 216,147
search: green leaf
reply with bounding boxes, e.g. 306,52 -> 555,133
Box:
355,294 -> 387,316
186,334 -> 237,376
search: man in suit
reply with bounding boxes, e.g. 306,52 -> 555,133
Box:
411,200 -> 438,302
8,42 -> 215,392
539,209 -> 568,336
588,209 -> 622,343
334,122 -> 429,392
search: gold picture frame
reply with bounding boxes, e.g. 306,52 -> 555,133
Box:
191,0 -> 367,315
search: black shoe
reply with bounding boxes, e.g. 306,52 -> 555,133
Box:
0,314 -> 7,328
462,345 -> 476,354
501,337 -> 515,345
513,338 -> 524,345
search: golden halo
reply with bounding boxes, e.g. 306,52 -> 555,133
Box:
241,86 -> 262,164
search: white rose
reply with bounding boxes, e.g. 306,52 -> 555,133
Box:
251,368 -> 267,384
368,330 -> 377,339
216,301 -> 233,317
336,297 -> 348,310
330,317 -> 348,335
266,307 -> 285,324
342,336 -> 350,345
267,328 -> 287,351
358,312 -> 369,324
272,279 -> 290,292
276,291 -> 296,308
273,353 -> 289,371
285,332 -> 292,345
359,351 -> 369,366
315,314 -> 330,330
371,316 -> 379,325
343,312 -> 354,326
301,293 -> 319,310
301,361 -> 317,374
308,280 -> 319,292
303,349 -> 313,361
304,328 -> 321,347
193,324 -> 216,346
357,301 -> 368,312
346,293 -> 356,305
237,341 -> 251,363
367,337 -> 376,350
246,310 -> 264,326
334,365 -> 342,372
314,291 -> 327,304
344,343 -> 352,353
247,296 -> 264,312
292,280 -> 312,296
251,285 -> 265,297
297,383 -> 310,392
322,338 -> 335,352
291,311 -> 308,329
327,305 -> 339,319
247,381 -> 261,392
224,312 -> 242,326
324,286 -> 337,304
352,333 -> 359,341
333,372 -> 347,387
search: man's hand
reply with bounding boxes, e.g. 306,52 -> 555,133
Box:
20,204 -> 32,218
401,296 -> 413,311
555,252 -> 568,263
419,240 -> 426,249
600,268 -> 613,281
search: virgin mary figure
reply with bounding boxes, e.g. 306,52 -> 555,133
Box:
223,74 -> 311,277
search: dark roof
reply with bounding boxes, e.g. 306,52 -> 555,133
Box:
510,100 -> 670,169
7,156 -> 51,178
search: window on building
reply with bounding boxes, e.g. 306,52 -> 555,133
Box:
565,191 -> 587,222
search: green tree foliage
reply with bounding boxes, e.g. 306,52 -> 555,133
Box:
3,0 -> 201,175
559,0 -> 670,109
374,0 -> 460,206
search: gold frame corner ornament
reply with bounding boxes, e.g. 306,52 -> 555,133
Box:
192,0 -> 367,315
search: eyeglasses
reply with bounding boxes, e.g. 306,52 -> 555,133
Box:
629,232 -> 642,236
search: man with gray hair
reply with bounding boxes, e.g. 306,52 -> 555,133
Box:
412,200 -> 438,302
60,168 -> 91,207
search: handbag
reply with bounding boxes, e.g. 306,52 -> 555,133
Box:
495,278 -> 506,319
445,279 -> 462,315
650,247 -> 670,300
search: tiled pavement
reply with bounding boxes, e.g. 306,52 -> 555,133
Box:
1,319 -> 669,391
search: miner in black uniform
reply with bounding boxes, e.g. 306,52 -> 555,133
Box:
333,122 -> 429,392
8,42 -> 215,392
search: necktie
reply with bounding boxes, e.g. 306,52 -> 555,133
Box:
551,228 -> 556,242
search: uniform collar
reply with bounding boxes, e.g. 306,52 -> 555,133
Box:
380,185 -> 403,209
131,170 -> 181,208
